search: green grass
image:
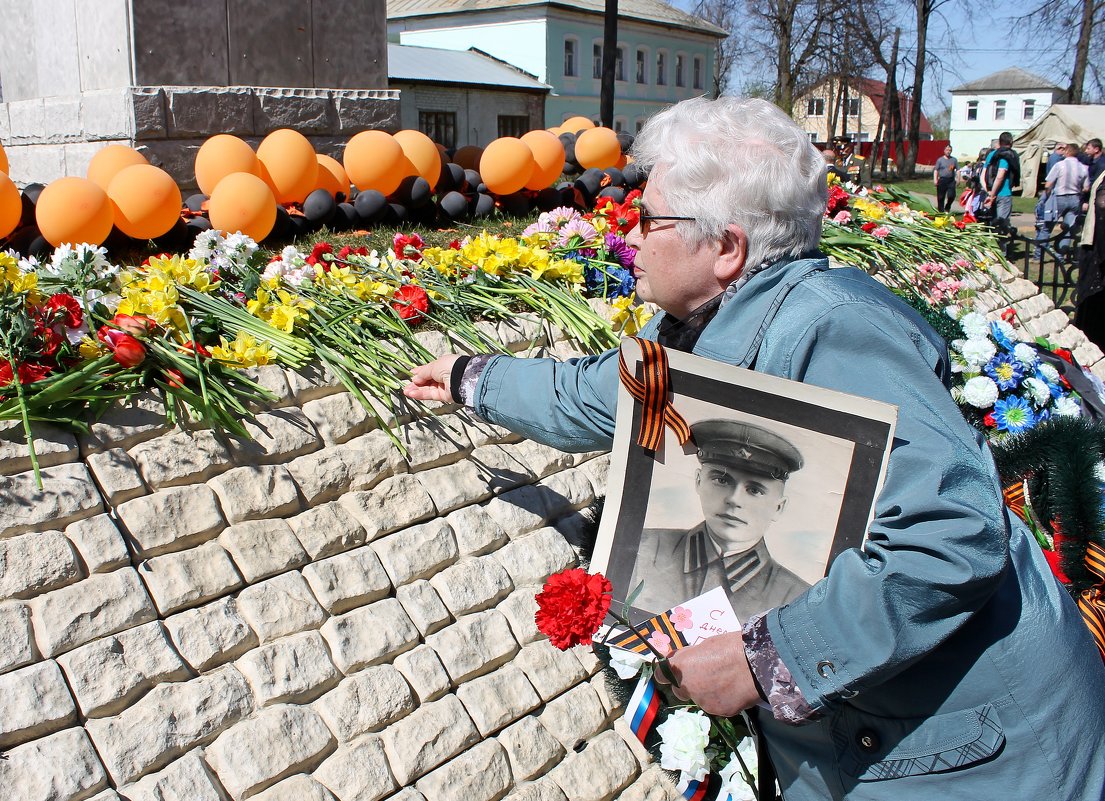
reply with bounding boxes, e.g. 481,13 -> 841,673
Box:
881,177 -> 1036,215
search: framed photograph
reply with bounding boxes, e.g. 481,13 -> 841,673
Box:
591,340 -> 899,624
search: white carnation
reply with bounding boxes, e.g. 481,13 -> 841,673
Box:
960,337 -> 996,368
656,709 -> 711,782
1054,396 -> 1082,417
959,311 -> 989,339
1013,343 -> 1039,368
963,376 -> 999,408
1038,363 -> 1061,384
718,740 -> 758,801
1023,377 -> 1051,406
607,648 -> 648,680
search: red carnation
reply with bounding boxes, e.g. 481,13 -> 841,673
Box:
826,185 -> 851,216
306,241 -> 333,267
46,294 -> 83,329
861,221 -> 878,233
393,233 -> 425,262
534,568 -> 612,650
0,360 -> 53,387
337,245 -> 369,263
1000,308 -> 1017,324
391,284 -> 430,322
984,412 -> 996,428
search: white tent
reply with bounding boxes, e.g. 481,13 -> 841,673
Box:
1013,104 -> 1105,197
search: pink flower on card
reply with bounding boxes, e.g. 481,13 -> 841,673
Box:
648,630 -> 672,655
669,606 -> 694,631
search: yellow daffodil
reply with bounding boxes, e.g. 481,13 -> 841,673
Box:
78,337 -> 105,361
611,295 -> 653,336
0,253 -> 37,294
210,331 -> 274,367
933,215 -> 952,229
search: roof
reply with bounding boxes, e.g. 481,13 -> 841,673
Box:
386,0 -> 728,37
387,43 -> 550,91
821,77 -> 933,136
950,67 -> 1064,94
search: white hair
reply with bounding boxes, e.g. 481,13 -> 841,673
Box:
631,97 -> 827,270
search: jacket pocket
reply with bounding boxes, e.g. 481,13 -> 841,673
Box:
833,702 -> 1005,781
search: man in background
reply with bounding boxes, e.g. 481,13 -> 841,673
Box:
982,131 -> 1017,228
934,145 -> 959,213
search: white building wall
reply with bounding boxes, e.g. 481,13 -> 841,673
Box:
950,90 -> 1059,158
395,20 -> 550,83
393,82 -> 545,147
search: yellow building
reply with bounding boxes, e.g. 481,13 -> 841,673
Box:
792,78 -> 933,144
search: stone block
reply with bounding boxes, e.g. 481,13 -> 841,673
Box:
0,420 -> 77,475
164,596 -> 258,672
118,750 -> 224,801
381,694 -> 480,785
507,440 -> 575,479
1013,293 -> 1054,321
0,660 -> 77,748
7,98 -> 46,144
0,728 -> 109,801
591,673 -> 627,719
236,572 -> 327,644
393,644 -> 452,703
546,730 -> 639,801
219,519 -> 308,583
0,529 -> 82,600
414,740 -> 512,801
0,601 -> 37,674
85,665 -> 254,785
499,716 -> 565,782
539,469 -> 596,518
1076,341 -> 1105,366
320,598 -> 419,674
1054,325 -> 1088,350
229,408 -> 322,464
136,139 -> 202,186
252,88 -> 334,135
238,630 -> 340,707
312,665 -> 415,742
301,392 -> 373,445
312,735 -> 396,801
57,621 -> 189,719
6,143 -> 66,185
165,87 -> 253,137
302,545 -> 391,615
86,448 -> 147,506
427,609 -> 519,683
372,518 -> 458,586
499,586 -> 542,645
514,640 -> 588,701
64,514 -> 130,575
1005,277 -> 1042,302
455,408 -> 522,447
79,88 -> 131,139
0,462 -> 103,539
333,91 -> 399,132
138,541 -> 244,615
457,664 -> 541,736
209,464 -> 301,525
494,527 -> 577,588
204,704 -> 336,799
32,568 -> 157,658
116,485 -> 225,558
130,87 -> 167,140
287,501 -> 366,561
129,429 -> 232,489
412,330 -> 450,358
576,454 -> 611,496
538,684 -> 609,750
345,428 -> 409,491
417,460 -> 495,513
616,767 -> 682,801
396,579 -> 452,636
241,364 -> 295,408
78,392 -> 171,454
468,444 -> 537,494
485,485 -> 550,537
499,314 -> 548,350
395,415 -> 473,471
253,775 -> 337,801
430,555 -> 514,616
284,363 -> 345,403
339,474 -> 435,541
285,446 -> 358,506
504,780 -> 569,801
446,503 -> 508,556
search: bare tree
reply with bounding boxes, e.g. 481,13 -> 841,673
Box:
899,0 -> 950,177
692,0 -> 741,95
1011,0 -> 1104,103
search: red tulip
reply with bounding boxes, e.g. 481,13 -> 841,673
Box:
164,368 -> 185,388
110,313 -> 155,337
97,327 -> 146,368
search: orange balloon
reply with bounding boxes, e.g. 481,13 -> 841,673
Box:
315,154 -> 351,199
87,145 -> 148,191
0,143 -> 8,176
343,130 -> 408,196
207,172 -> 277,242
0,171 -> 20,239
615,153 -> 628,170
479,138 -> 534,195
394,129 -> 441,189
452,145 -> 483,171
108,164 -> 182,240
546,126 -> 564,137
36,177 -> 114,246
521,130 -> 566,190
576,127 -> 621,170
257,129 -> 318,204
562,116 -> 596,134
195,135 -> 260,196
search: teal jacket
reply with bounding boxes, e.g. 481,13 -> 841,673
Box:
473,256 -> 1105,799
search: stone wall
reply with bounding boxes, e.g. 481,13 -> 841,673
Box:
0,265 -> 1102,801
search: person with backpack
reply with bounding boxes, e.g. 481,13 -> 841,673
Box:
981,131 -> 1020,229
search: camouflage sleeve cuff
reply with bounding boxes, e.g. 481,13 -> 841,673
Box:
456,354 -> 497,406
743,611 -> 823,726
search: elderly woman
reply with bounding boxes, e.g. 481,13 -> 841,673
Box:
406,97 -> 1105,800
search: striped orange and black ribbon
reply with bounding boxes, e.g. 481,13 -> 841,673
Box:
1079,542 -> 1105,661
608,609 -> 690,654
617,338 -> 692,452
1002,480 -> 1028,523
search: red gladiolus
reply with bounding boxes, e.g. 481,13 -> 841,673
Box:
391,284 -> 430,322
984,412 -> 996,428
45,293 -> 83,329
826,185 -> 850,216
97,328 -> 146,368
393,233 -> 425,262
110,314 -> 155,337
0,360 -> 53,387
535,568 -> 612,650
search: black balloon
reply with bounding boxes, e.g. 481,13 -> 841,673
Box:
387,203 -> 409,223
471,193 -> 495,218
622,162 -> 644,188
437,163 -> 466,194
562,159 -> 581,177
333,202 -> 358,231
268,206 -> 293,240
354,190 -> 387,223
288,214 -> 311,240
153,218 -> 190,251
303,188 -> 337,224
597,186 -> 627,203
616,130 -> 635,152
104,226 -> 132,249
22,183 -> 45,205
603,167 -> 626,188
438,191 -> 469,221
27,235 -> 51,259
498,191 -> 530,217
394,176 -> 432,209
184,193 -> 208,213
463,169 -> 482,190
186,216 -> 212,234
5,227 -> 38,257
18,191 -> 36,228
535,187 -> 561,211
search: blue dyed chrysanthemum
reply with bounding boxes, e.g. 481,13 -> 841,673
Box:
993,396 -> 1036,433
983,354 -> 1024,391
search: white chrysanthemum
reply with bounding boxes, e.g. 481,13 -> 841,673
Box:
960,337 -> 996,368
189,229 -> 221,261
1054,396 -> 1082,417
1014,343 -> 1038,368
944,304 -> 962,320
607,648 -> 648,680
16,254 -> 40,273
963,376 -> 999,408
992,319 -> 1017,341
1038,363 -> 1061,384
1024,377 -> 1051,406
959,311 -> 989,339
656,709 -> 711,782
718,740 -> 758,801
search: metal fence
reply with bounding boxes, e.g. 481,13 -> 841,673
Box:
994,217 -> 1084,314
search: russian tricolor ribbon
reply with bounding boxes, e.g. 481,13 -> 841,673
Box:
618,337 -> 692,452
624,674 -> 662,744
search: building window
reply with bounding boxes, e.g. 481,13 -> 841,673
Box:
676,54 -> 685,87
615,46 -> 626,81
966,100 -> 978,121
636,48 -> 647,84
636,118 -> 646,133
1023,99 -> 1036,120
806,97 -> 825,117
498,115 -> 530,138
846,97 -> 861,116
994,99 -> 1006,121
693,56 -> 704,90
593,43 -> 602,79
614,118 -> 626,133
656,51 -> 667,86
418,111 -> 456,149
564,39 -> 577,77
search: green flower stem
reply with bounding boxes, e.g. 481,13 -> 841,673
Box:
4,346 -> 42,489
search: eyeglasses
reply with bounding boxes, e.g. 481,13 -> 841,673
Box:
637,211 -> 697,236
